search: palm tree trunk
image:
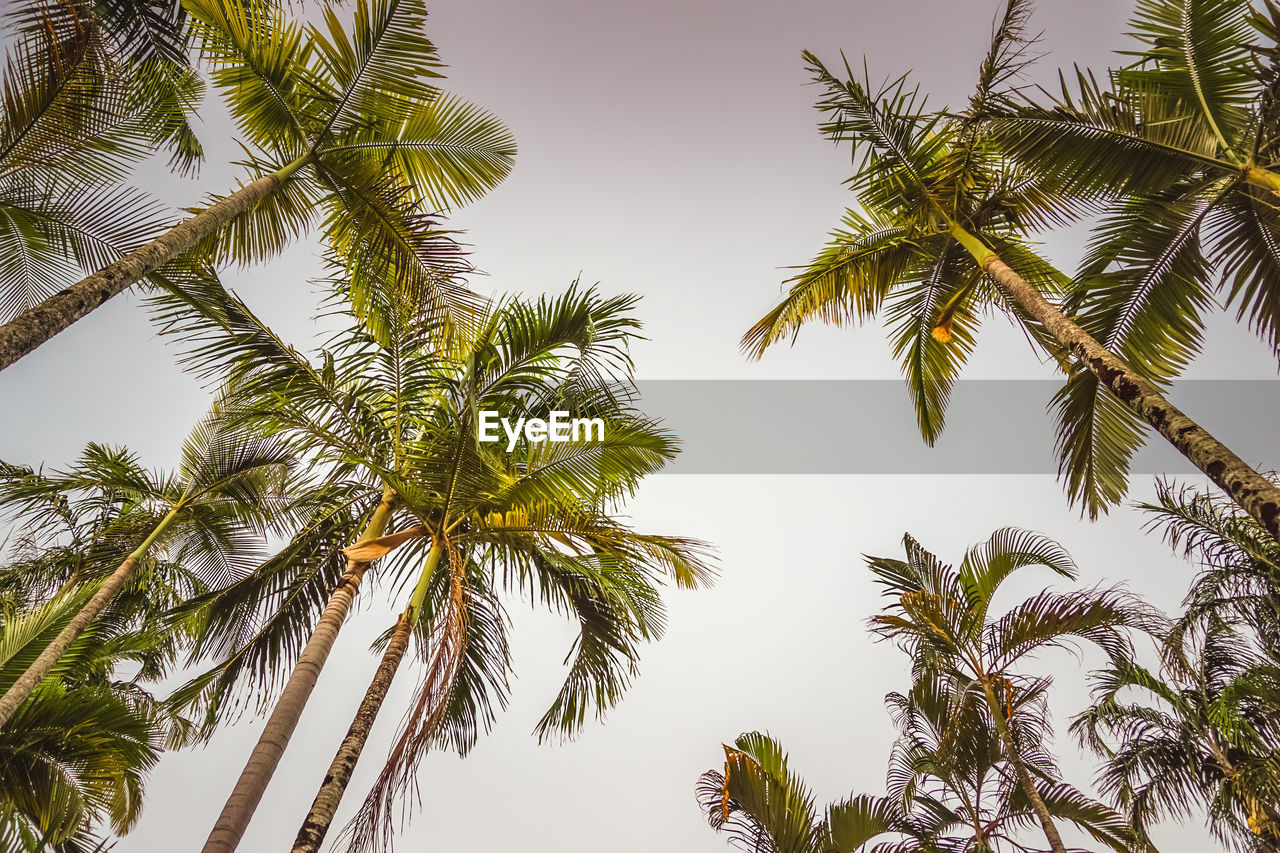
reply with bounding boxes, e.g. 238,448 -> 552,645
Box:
290,542 -> 441,853
290,613 -> 413,853
950,225 -> 1280,543
0,156 -> 307,372
0,506 -> 180,727
200,490 -> 396,853
979,678 -> 1067,853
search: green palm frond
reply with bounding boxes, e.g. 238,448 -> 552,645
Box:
885,241 -> 979,445
308,0 -> 444,140
697,732 -> 820,853
740,209 -> 917,358
0,681 -> 159,845
1211,182 -> 1280,357
1123,0 -> 1258,155
987,66 -> 1230,206
0,184 -> 172,322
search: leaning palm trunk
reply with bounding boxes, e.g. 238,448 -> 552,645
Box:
0,506 -> 180,726
201,490 -> 395,853
978,677 -> 1067,853
291,542 -> 441,853
291,613 -> 414,853
950,224 -> 1280,543
0,160 -> 303,372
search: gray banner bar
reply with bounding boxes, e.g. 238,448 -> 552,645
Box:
630,380 -> 1279,474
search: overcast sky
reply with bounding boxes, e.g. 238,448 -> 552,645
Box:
4,0 -> 1280,851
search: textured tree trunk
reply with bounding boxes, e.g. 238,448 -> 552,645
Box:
951,226 -> 1280,543
0,506 -> 180,727
290,613 -> 414,853
0,173 -> 281,372
201,491 -> 396,853
979,678 -> 1067,853
290,541 -> 441,853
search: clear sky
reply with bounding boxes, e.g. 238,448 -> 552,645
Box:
3,0 -> 1279,851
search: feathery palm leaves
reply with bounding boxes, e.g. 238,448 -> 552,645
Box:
984,0 -> 1280,515
0,0 -> 515,371
743,0 -> 1280,537
0,0 -> 201,325
0,580 -> 194,849
867,527 -> 1158,853
1075,621 -> 1280,850
1076,478 -> 1280,849
0,410 -> 293,727
156,275 -> 712,852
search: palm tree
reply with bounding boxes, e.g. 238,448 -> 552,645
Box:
866,528 -> 1157,853
698,679 -> 1139,853
0,583 -> 185,849
152,274 -> 711,852
698,731 -> 920,853
1073,477 -> 1280,849
980,0 -> 1280,519
149,279 -> 427,853
0,0 -> 204,327
742,0 -> 1280,541
0,412 -> 292,727
1144,477 -> 1280,654
0,0 -> 516,371
280,286 -> 713,853
1075,622 -> 1280,850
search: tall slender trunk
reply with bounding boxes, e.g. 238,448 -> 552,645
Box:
200,490 -> 396,853
979,677 -> 1067,853
291,614 -> 413,853
950,225 -> 1280,543
290,542 -> 441,853
0,505 -> 181,726
0,156 -> 307,372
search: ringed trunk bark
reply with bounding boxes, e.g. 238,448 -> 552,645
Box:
954,229 -> 1280,542
0,173 -> 281,372
979,679 -> 1068,853
0,506 -> 180,726
290,613 -> 414,853
201,491 -> 396,853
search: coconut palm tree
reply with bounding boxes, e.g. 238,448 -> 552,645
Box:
977,0 -> 1280,520
0,411 -> 293,727
743,0 -> 1280,540
0,0 -> 516,371
866,528 -> 1157,853
283,286 -> 713,853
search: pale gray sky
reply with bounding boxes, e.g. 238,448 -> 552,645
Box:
3,0 -> 1279,851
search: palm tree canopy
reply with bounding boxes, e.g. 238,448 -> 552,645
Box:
1078,478 -> 1280,849
181,0 -> 516,329
0,0 -> 201,323
743,0 -> 1070,443
151,275 -> 713,851
981,0 -> 1280,515
0,576 -> 195,848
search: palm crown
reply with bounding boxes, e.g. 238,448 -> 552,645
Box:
984,0 -> 1280,515
157,274 -> 713,851
0,0 -> 516,371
